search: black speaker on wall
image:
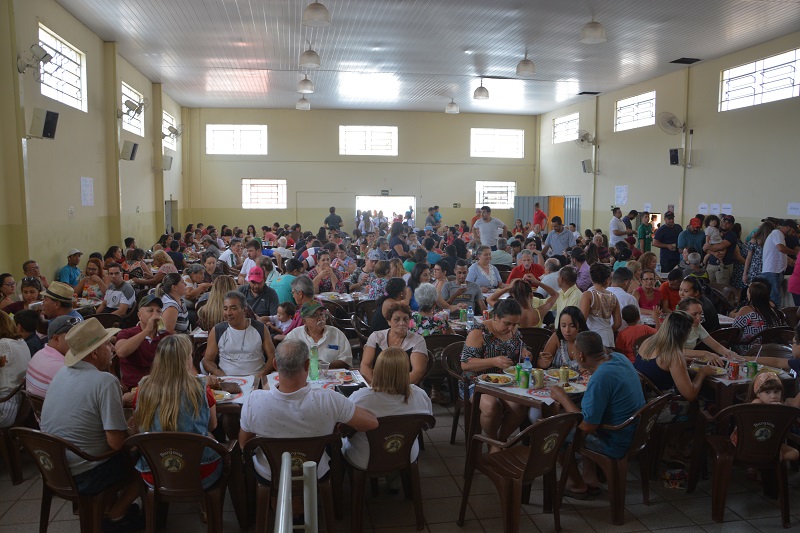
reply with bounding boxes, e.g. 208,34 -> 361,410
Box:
29,108 -> 59,139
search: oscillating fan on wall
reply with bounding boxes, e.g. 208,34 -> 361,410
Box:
574,130 -> 595,148
657,112 -> 685,135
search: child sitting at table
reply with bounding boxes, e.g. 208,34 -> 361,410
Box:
267,302 -> 296,335
615,305 -> 658,363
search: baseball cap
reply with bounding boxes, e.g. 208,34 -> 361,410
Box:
47,316 -> 79,342
366,250 -> 382,261
424,226 -> 433,231
300,301 -> 323,318
248,266 -> 265,283
721,215 -> 735,223
67,248 -> 83,257
664,211 -> 675,219
138,294 -> 163,308
689,218 -> 702,228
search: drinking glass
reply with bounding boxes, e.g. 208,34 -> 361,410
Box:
319,362 -> 331,378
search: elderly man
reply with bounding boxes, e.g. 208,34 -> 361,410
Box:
490,238 -> 514,266
472,206 -> 507,250
56,248 -> 83,287
204,291 -> 275,377
550,331 -> 645,496
41,318 -> 143,531
555,266 -> 583,319
571,248 -> 592,291
285,302 -> 352,369
653,211 -> 683,273
542,216 -> 576,257
238,266 -> 279,322
238,340 -> 378,481
26,315 -> 77,398
95,264 -> 135,316
704,214 -> 738,285
761,219 -> 799,305
438,259 -> 486,312
115,295 -> 170,391
21,259 -> 50,290
535,258 -> 562,297
683,252 -> 710,283
43,281 -> 83,321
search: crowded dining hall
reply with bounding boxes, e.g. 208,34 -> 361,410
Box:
2,1 -> 800,532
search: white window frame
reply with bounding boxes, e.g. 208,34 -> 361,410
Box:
38,24 -> 87,112
206,124 -> 268,155
552,112 -> 580,144
470,128 -> 525,158
242,179 -> 287,209
719,47 -> 800,112
614,90 -> 656,132
162,111 -> 177,151
339,125 -> 398,156
121,82 -> 145,137
475,181 -> 517,210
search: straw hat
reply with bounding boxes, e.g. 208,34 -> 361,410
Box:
43,281 -> 74,303
64,318 -> 120,367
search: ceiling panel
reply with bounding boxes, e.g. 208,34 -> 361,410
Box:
54,0 -> 800,114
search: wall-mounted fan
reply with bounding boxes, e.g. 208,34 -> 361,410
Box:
657,112 -> 684,135
574,130 -> 595,148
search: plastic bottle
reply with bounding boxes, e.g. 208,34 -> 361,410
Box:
466,306 -> 475,326
309,345 -> 320,380
655,264 -> 662,277
521,356 -> 533,374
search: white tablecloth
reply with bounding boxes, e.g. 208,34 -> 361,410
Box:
263,369 -> 369,391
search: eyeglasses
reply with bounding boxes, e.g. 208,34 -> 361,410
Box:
2,282 -> 15,287
22,276 -> 39,282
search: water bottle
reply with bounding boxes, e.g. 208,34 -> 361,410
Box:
466,306 -> 475,326
309,345 -> 320,380
521,356 -> 533,374
655,264 -> 662,277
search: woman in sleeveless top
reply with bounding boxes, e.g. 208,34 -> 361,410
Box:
579,263 -> 621,347
361,302 -> 427,385
159,273 -> 190,334
538,306 -> 588,374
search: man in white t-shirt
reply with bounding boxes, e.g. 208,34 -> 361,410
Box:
761,219 -> 798,305
238,340 -> 378,481
95,264 -> 136,316
607,267 -> 639,328
472,205 -> 506,250
609,207 -> 629,247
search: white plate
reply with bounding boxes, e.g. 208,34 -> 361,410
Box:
212,390 -> 232,402
478,373 -> 514,386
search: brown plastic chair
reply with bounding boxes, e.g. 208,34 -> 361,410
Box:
351,314 -> 372,343
24,390 -> 45,425
0,381 -> 30,484
192,341 -> 208,374
576,393 -> 674,525
423,334 -> 465,381
443,342 -> 469,445
458,411 -> 583,533
750,326 -> 794,346
124,432 -> 239,533
500,270 -> 511,283
703,403 -> 799,527
243,433 -> 341,533
355,299 -> 378,325
632,333 -> 654,357
780,306 -> 799,328
518,327 -> 552,360
85,312 -> 123,329
347,414 -> 436,532
710,284 -> 739,310
708,326 -> 742,348
10,427 -> 133,532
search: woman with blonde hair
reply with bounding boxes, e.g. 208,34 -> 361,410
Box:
131,250 -> 178,287
74,257 -> 107,300
343,346 -> 432,469
133,334 -> 221,488
626,260 -> 642,294
198,276 -> 237,330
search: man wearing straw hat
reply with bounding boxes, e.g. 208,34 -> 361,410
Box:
42,280 -> 83,321
40,318 -> 143,532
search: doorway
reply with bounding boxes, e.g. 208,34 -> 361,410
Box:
164,200 -> 177,234
355,196 -> 416,226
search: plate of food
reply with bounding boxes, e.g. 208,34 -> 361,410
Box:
756,364 -> 783,375
333,371 -> 354,383
319,292 -> 340,300
212,390 -> 232,402
503,366 -> 517,376
545,368 -> 579,380
220,377 -> 248,387
560,383 -> 587,394
322,381 -> 343,389
689,363 -> 726,376
479,373 -> 514,386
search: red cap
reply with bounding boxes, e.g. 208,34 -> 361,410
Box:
689,218 -> 702,228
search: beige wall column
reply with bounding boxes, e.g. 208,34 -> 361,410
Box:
103,40 -> 122,244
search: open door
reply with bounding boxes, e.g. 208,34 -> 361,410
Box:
165,200 -> 177,234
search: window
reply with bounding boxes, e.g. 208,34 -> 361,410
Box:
339,125 -> 398,156
206,124 -> 268,155
475,181 -> 516,209
614,91 -> 656,132
470,128 -> 524,158
719,48 -> 800,111
38,24 -> 87,112
552,113 -> 580,144
121,82 -> 144,137
162,111 -> 177,151
242,179 -> 287,209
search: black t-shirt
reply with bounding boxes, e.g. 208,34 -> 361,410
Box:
389,236 -> 408,259
708,230 -> 737,265
324,213 -> 343,230
167,250 -> 185,270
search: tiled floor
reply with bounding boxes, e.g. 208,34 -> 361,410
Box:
2,402 -> 800,532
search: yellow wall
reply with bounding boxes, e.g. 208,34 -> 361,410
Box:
539,31 -> 800,235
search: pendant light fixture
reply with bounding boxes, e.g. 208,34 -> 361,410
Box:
473,79 -> 489,100
302,2 -> 331,27
580,20 -> 607,44
297,75 -> 314,94
516,54 -> 536,76
445,99 -> 459,114
299,45 -> 321,69
296,96 -> 311,110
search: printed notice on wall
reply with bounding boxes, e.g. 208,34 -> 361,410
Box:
721,203 -> 733,215
788,202 -> 800,216
698,203 -> 709,215
80,177 -> 94,207
710,204 -> 721,215
614,185 -> 628,206
643,203 -> 652,212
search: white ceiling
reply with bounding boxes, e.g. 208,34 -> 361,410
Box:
55,0 -> 800,115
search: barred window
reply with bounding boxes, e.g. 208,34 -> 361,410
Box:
162,111 -> 177,151
470,128 -> 524,158
206,124 -> 268,155
242,179 -> 287,209
38,24 -> 87,112
339,125 -> 398,156
614,91 -> 656,132
475,181 -> 516,209
719,48 -> 800,111
121,82 -> 144,137
553,113 -> 580,144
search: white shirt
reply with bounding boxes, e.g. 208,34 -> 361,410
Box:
241,257 -> 257,281
762,229 -> 787,274
216,322 -> 265,376
609,216 -> 627,246
342,385 -> 432,470
284,326 -> 353,366
572,231 -> 581,241
473,217 -> 505,247
607,286 -> 639,328
218,249 -> 238,267
535,271 -> 560,297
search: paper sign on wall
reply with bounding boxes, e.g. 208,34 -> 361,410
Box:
614,185 -> 628,206
80,177 -> 94,207
643,203 -> 652,212
721,204 -> 733,215
788,203 -> 800,216
698,203 -> 709,215
710,204 -> 721,215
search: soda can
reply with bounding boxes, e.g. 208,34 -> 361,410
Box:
746,361 -> 758,379
559,366 -> 570,386
519,370 -> 530,389
515,363 -> 522,385
533,369 -> 544,389
482,310 -> 490,321
460,309 -> 467,322
729,362 -> 739,380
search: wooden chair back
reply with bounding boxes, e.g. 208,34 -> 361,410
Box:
708,327 -> 741,348
518,327 -> 552,358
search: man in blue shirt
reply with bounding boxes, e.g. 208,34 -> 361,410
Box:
653,211 -> 682,273
56,248 -> 83,287
550,331 -> 645,497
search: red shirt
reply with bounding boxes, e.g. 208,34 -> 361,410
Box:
116,325 -> 171,390
470,214 -> 481,228
659,283 -> 681,311
616,324 -> 656,362
533,209 -> 547,227
507,263 -> 545,282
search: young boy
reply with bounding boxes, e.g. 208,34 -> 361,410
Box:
267,302 -> 296,335
615,305 -> 658,363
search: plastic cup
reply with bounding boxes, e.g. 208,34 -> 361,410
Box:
319,362 -> 330,378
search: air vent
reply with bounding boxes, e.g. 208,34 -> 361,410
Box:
577,91 -> 600,95
670,58 -> 701,65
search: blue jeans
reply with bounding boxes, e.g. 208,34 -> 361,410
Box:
760,272 -> 783,306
